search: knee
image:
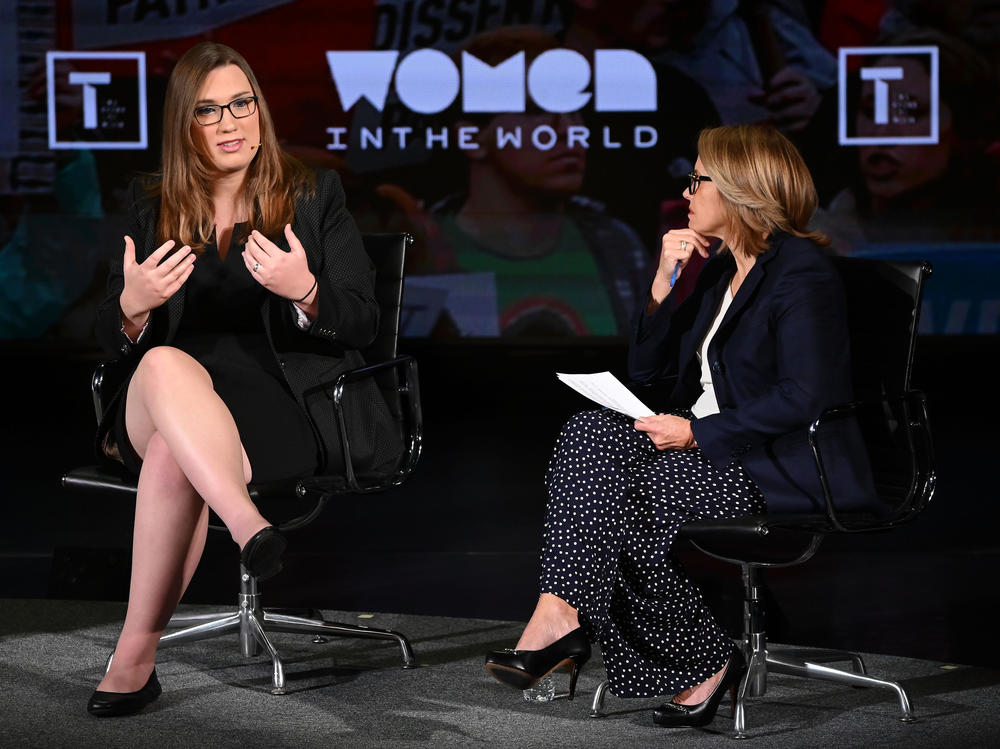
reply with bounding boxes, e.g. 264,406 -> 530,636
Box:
134,346 -> 211,390
560,410 -> 619,444
141,431 -> 190,489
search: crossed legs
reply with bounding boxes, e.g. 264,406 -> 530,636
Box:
98,346 -> 270,693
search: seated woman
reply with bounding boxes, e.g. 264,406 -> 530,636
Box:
485,124 -> 868,727
87,42 -> 398,717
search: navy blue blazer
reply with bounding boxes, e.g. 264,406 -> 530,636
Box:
628,233 -> 877,513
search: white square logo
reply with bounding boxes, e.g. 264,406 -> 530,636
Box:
838,46 -> 939,145
46,51 -> 147,150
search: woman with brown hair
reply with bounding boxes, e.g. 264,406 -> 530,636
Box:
485,125 -> 874,727
87,41 -> 397,716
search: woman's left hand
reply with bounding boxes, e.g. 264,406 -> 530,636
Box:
635,414 -> 696,451
243,224 -> 316,301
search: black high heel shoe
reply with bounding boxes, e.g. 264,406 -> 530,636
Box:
87,670 -> 161,717
240,526 -> 286,581
653,648 -> 746,728
484,627 -> 591,701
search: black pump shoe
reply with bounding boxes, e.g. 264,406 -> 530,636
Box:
87,670 -> 162,717
240,526 -> 286,581
653,649 -> 746,728
484,627 -> 591,700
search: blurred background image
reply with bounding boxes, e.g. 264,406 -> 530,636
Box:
1,0 -> 998,343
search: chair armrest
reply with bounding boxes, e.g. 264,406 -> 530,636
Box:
317,354 -> 423,493
90,359 -> 131,425
807,390 -> 935,533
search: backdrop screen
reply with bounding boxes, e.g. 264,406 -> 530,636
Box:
1,0 -> 997,343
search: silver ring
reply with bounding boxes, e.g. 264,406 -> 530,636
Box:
252,262 -> 260,272
680,240 -> 688,252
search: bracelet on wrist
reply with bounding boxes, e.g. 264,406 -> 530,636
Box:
292,277 -> 317,303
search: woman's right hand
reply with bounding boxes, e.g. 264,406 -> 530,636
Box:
119,236 -> 195,327
649,228 -> 711,306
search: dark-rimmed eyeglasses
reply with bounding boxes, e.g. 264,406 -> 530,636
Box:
193,96 -> 258,126
688,170 -> 713,194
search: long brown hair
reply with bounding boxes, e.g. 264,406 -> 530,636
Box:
155,42 -> 313,252
697,125 -> 829,256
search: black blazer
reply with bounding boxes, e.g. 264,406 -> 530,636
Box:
628,233 -> 876,513
95,168 -> 401,478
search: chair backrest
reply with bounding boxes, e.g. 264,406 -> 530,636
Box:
360,233 -> 411,365
358,233 -> 414,448
833,257 -> 930,399
831,257 -> 935,525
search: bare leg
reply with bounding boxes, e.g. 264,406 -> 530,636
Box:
515,593 -> 581,651
98,431 -> 210,692
125,346 -> 267,548
97,347 -> 263,692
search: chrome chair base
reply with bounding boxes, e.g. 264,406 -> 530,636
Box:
158,564 -> 416,694
589,561 -> 915,737
589,642 -> 915,737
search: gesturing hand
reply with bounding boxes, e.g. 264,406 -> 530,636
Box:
119,236 -> 195,325
634,413 -> 696,451
242,225 -> 316,301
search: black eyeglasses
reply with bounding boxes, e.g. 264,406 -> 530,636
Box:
688,170 -> 713,194
193,96 -> 258,125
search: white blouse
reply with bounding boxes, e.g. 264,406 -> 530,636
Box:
691,286 -> 734,419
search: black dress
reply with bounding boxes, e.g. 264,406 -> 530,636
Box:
110,231 -> 319,483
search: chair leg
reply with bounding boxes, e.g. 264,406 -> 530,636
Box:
728,562 -> 916,736
775,647 -> 866,674
244,608 -> 287,694
159,611 -> 242,647
166,611 -> 242,626
260,610 -> 416,668
732,655 -> 753,740
157,564 -> 417,690
589,679 -> 611,717
766,650 -> 915,722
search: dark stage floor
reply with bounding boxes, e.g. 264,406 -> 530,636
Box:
1,337 -> 997,669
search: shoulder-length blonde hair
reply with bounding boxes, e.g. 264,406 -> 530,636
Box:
697,125 -> 829,257
154,41 -> 313,252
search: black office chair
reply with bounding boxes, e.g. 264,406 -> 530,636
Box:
63,232 -> 423,694
590,258 -> 935,737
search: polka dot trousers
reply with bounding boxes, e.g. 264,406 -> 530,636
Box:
540,409 -> 765,698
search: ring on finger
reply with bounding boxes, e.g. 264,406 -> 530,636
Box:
680,240 -> 688,252
252,262 -> 261,272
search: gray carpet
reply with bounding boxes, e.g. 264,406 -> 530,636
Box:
2,598 -> 998,747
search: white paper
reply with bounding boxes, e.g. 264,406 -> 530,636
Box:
556,371 -> 655,420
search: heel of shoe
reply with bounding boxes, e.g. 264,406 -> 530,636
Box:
485,626 -> 592,698
566,658 -> 585,701
240,526 -> 286,581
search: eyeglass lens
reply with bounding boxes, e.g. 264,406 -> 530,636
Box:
688,172 -> 711,194
194,97 -> 256,125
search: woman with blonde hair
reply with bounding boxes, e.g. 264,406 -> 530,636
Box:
486,125 -> 873,727
87,41 -> 398,716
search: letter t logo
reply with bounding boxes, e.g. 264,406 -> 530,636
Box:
838,46 -> 939,145
859,66 -> 904,125
68,72 -> 112,129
